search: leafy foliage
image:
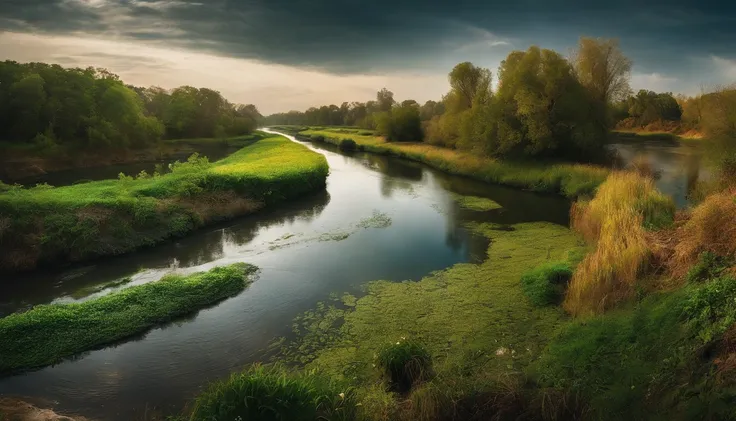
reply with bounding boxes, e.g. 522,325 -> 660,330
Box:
0,263 -> 257,374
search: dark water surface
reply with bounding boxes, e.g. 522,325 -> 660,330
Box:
609,139 -> 712,208
0,131 -> 570,420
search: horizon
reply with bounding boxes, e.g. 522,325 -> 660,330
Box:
1,0 -> 735,114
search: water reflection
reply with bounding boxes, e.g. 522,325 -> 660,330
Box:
0,131 -> 569,421
609,139 -> 712,208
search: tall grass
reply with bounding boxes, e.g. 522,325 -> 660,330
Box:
376,339 -> 433,393
298,129 -> 609,198
189,364 -> 356,421
668,190 -> 736,278
564,172 -> 675,316
0,132 -> 329,271
0,263 -> 256,375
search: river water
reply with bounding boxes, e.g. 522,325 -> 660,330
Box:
0,131 -> 571,420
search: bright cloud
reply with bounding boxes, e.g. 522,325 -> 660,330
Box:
0,32 -> 449,114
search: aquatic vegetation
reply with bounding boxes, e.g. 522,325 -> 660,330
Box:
0,133 -> 329,271
189,364 -> 357,421
520,261 -> 573,307
299,129 -> 609,198
278,222 -> 586,419
376,339 -> 433,393
0,263 -> 257,375
357,210 -> 392,229
565,172 -> 675,316
451,193 -> 502,211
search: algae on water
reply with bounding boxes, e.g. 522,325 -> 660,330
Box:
357,210 -> 392,229
451,193 -> 502,211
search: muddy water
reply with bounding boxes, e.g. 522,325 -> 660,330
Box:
0,130 -> 569,420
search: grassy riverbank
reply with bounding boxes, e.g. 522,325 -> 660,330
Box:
175,170 -> 736,420
0,263 -> 257,375
0,132 -> 328,271
290,127 -> 609,198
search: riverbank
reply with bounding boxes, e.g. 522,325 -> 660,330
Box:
287,127 -> 609,198
611,129 -> 704,143
0,263 -> 256,375
0,135 -> 262,182
0,132 -> 329,272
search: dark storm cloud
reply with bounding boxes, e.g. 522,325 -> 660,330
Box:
1,0 -> 735,80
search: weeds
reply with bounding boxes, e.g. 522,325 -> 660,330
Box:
0,263 -> 257,374
189,364 -> 356,421
377,339 -> 433,393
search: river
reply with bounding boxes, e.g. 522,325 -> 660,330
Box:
0,130 -> 571,420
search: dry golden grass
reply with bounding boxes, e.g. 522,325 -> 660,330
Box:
668,190 -> 736,278
564,172 -> 675,316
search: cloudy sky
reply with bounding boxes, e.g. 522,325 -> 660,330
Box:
1,0 -> 735,114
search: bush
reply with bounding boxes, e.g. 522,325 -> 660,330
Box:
685,251 -> 730,283
189,364 -> 357,421
376,339 -> 432,393
521,261 -> 573,306
311,134 -> 325,142
683,276 -> 736,343
338,138 -> 357,152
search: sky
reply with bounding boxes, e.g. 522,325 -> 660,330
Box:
1,0 -> 735,114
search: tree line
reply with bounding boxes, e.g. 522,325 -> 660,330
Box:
267,38 -> 634,160
0,61 -> 261,150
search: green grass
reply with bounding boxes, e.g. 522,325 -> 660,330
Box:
277,221 -> 587,419
0,263 -> 257,375
189,364 -> 357,421
297,129 -> 609,198
533,276 -> 736,420
376,339 -> 433,393
520,261 -> 573,306
0,132 -> 329,271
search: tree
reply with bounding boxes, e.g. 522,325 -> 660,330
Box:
377,88 -> 395,112
573,38 -> 632,105
493,46 -> 606,158
448,62 -> 492,111
375,105 -> 422,142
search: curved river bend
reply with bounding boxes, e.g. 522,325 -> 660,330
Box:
0,131 -> 572,420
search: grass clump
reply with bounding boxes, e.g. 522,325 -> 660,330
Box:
376,339 -> 433,393
0,132 -> 329,271
520,261 -> 573,307
298,129 -> 609,198
0,263 -> 257,375
189,364 -> 356,421
565,172 -> 675,316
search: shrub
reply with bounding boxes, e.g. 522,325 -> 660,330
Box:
521,261 -> 573,306
685,251 -> 730,283
683,276 -> 736,343
376,339 -> 432,393
565,172 -> 675,316
311,135 -> 326,142
189,364 -> 357,421
338,138 -> 357,152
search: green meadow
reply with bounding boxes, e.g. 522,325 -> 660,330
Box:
0,132 -> 328,271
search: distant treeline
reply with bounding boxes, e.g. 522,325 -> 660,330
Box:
0,61 -> 261,150
613,88 -> 736,138
266,38 -> 736,161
